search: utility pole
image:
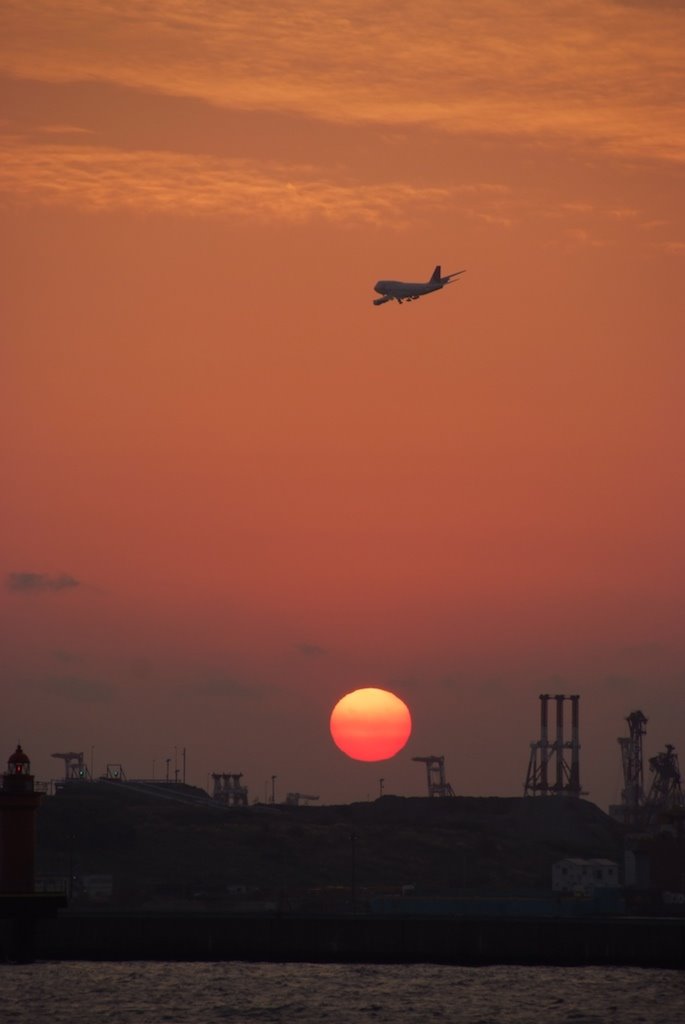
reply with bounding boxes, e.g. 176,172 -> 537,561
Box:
350,832 -> 358,915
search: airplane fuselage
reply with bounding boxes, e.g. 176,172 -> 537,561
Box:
372,265 -> 465,305
374,279 -> 443,299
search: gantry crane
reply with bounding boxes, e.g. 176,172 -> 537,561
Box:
617,710 -> 648,826
644,744 -> 684,829
51,751 -> 90,781
285,793 -> 319,806
412,755 -> 455,797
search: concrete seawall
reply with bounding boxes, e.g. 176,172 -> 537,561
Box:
6,912 -> 683,967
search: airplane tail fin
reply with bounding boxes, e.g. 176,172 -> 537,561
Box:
430,265 -> 442,282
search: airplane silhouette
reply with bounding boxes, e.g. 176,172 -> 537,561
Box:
373,265 -> 465,306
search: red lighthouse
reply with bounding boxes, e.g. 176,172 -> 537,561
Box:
0,745 -> 44,894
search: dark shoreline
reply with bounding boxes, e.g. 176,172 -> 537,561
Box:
4,912 -> 684,968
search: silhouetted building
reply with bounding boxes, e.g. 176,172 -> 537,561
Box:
0,745 -> 44,893
212,772 -> 248,806
552,858 -> 619,894
625,834 -> 685,895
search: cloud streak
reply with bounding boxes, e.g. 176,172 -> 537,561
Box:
191,676 -> 259,699
296,643 -> 327,658
0,138 -> 503,222
1,136 -> 674,246
38,675 -> 113,702
2,1 -> 684,162
7,572 -> 80,593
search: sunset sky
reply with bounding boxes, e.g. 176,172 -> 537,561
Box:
2,1 -> 684,808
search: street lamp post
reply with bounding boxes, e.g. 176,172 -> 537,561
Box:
350,832 -> 358,915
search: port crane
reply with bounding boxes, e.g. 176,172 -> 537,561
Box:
412,755 -> 455,797
285,793 -> 320,806
51,751 -> 90,780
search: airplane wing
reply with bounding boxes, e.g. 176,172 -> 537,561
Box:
373,295 -> 392,306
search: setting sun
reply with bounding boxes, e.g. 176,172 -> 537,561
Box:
329,688 -> 412,762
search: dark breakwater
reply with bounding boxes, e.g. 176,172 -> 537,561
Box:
5,912 -> 684,967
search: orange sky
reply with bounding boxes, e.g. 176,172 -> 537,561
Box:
1,1 -> 684,807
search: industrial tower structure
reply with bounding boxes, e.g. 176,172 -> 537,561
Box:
285,793 -> 319,806
0,744 -> 66,960
0,746 -> 44,893
644,745 -> 684,829
51,751 -> 90,781
412,755 -> 455,797
614,710 -> 648,826
211,772 -> 248,807
609,709 -> 684,831
524,694 -> 582,797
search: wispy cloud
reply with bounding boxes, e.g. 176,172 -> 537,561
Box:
296,643 -> 327,658
2,1 -> 684,161
617,641 -> 666,661
653,240 -> 685,254
7,571 -> 80,593
191,676 -> 258,698
3,134 -> 671,244
36,123 -> 94,135
38,675 -> 113,702
562,227 -> 612,248
0,138 -> 499,223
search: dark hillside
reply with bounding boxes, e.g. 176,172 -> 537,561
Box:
36,785 -> 625,908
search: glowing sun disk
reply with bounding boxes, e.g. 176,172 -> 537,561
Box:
329,687 -> 412,762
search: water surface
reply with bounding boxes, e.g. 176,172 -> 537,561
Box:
1,961 -> 683,1023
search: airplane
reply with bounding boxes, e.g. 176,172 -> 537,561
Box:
373,265 -> 465,306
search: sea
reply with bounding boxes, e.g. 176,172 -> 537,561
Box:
1,962 -> 684,1024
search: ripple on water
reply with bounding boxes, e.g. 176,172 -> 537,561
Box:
0,962 -> 683,1024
